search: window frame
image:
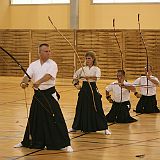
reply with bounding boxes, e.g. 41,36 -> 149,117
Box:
91,0 -> 160,4
10,0 -> 70,5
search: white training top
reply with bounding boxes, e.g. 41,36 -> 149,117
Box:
106,81 -> 131,102
73,66 -> 101,82
133,76 -> 159,96
26,59 -> 58,90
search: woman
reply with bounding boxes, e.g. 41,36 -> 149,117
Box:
68,51 -> 111,135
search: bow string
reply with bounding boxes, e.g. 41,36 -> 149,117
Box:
137,14 -> 149,95
48,16 -> 97,112
113,18 -> 124,103
0,46 -> 54,117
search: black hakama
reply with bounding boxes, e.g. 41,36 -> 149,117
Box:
21,87 -> 70,150
135,95 -> 160,113
106,101 -> 137,123
72,81 -> 108,132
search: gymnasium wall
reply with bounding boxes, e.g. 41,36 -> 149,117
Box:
0,29 -> 160,79
79,0 -> 160,29
1,0 -> 160,29
0,0 -> 160,79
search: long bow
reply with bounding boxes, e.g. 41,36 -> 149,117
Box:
0,46 -> 54,116
137,14 -> 149,95
113,18 -> 123,102
113,18 -> 124,70
48,16 -> 97,112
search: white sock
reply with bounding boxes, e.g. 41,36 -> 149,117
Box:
66,146 -> 73,152
105,129 -> 111,135
68,128 -> 76,133
14,143 -> 23,148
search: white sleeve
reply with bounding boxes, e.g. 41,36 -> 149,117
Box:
73,68 -> 82,79
46,61 -> 58,79
106,84 -> 113,92
152,76 -> 160,84
96,67 -> 101,80
133,77 -> 140,85
125,82 -> 132,86
25,63 -> 34,78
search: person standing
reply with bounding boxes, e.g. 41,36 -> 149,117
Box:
14,43 -> 73,152
68,51 -> 111,135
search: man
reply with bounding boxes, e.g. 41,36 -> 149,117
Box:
106,70 -> 137,123
133,65 -> 159,113
14,43 -> 73,152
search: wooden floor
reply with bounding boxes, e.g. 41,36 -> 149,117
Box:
0,76 -> 160,160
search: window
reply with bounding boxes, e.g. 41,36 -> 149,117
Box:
92,0 -> 160,3
11,0 -> 70,5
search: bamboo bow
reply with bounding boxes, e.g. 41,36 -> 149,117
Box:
48,16 -> 97,112
137,14 -> 149,95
